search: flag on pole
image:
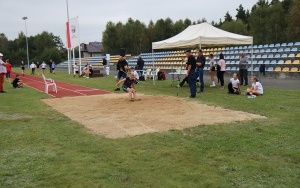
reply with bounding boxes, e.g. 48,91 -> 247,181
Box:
66,22 -> 71,49
66,17 -> 80,49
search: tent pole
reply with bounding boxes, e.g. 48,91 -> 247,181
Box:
251,42 -> 253,77
152,48 -> 155,85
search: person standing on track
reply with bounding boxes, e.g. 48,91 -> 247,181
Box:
36,61 -> 40,75
102,58 -> 107,76
51,61 -> 56,74
0,53 -> 7,93
30,62 -> 36,75
20,61 -> 25,76
5,59 -> 12,83
208,54 -> 216,87
185,49 -> 197,98
41,61 -> 47,74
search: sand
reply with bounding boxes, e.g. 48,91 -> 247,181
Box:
42,94 -> 266,139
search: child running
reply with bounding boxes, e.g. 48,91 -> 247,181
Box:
116,73 -> 138,101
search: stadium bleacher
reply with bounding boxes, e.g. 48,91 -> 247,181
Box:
126,42 -> 300,75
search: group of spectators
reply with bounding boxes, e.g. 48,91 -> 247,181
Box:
183,49 -> 264,98
0,53 -> 24,93
28,60 -> 56,75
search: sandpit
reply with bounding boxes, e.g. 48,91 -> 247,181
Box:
42,94 -> 266,139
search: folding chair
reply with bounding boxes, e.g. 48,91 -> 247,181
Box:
42,74 -> 57,94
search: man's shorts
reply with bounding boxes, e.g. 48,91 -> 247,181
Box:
117,71 -> 127,79
6,72 -> 10,78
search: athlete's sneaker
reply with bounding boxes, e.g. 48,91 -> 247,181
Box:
114,88 -> 120,91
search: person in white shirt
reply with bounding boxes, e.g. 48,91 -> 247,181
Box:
73,63 -> 79,78
228,73 -> 240,94
209,54 -> 216,87
130,67 -> 139,84
217,53 -> 226,89
30,62 -> 36,75
41,61 -> 47,74
246,76 -> 263,95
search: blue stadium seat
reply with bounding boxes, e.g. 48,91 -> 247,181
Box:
260,49 -> 265,53
263,44 -> 269,48
231,67 -> 237,71
269,44 -> 275,48
245,49 -> 249,53
254,49 -> 260,53
278,48 -> 284,53
281,54 -> 288,58
248,67 -> 253,71
238,46 -> 243,50
268,54 -> 274,59
234,46 -> 239,50
274,54 -> 280,59
258,45 -> 263,48
291,48 -> 298,52
225,47 -> 230,50
284,48 -> 291,52
242,46 -> 248,50
287,42 -> 294,47
275,43 -> 281,47
252,60 -> 258,64
267,67 -> 274,72
264,60 -> 270,65
281,43 -> 287,47
230,47 -> 234,50
271,48 -> 278,53
234,50 -> 239,54
277,60 -> 284,64
253,45 -> 258,49
270,60 -> 277,64
230,61 -> 235,65
234,55 -> 240,59
253,67 -> 259,72
288,54 -> 295,58
235,61 -> 239,64
265,49 -> 271,53
262,54 -> 268,59
226,67 -> 231,71
294,42 -> 300,46
258,60 -> 264,64
256,54 -> 262,59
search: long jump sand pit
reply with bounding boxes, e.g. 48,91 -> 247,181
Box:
42,94 -> 266,139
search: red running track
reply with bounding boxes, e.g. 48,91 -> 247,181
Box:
11,72 -> 110,98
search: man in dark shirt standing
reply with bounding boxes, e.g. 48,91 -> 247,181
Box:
136,56 -> 144,77
196,49 -> 206,93
102,58 -> 108,76
114,55 -> 128,91
185,49 -> 197,98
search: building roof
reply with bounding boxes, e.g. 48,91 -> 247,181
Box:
80,42 -> 103,53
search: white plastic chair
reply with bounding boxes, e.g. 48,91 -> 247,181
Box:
142,69 -> 152,80
42,74 -> 57,94
150,69 -> 160,80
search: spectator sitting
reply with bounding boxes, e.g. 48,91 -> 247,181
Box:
246,76 -> 263,96
228,73 -> 240,94
11,74 -> 23,88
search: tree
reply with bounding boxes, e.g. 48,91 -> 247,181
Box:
220,19 -> 249,35
224,12 -> 233,22
236,4 -> 248,23
287,0 -> 300,41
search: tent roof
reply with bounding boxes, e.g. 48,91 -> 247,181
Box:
152,22 -> 253,49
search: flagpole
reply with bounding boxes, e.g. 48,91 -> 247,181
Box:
77,16 -> 82,75
66,0 -> 70,74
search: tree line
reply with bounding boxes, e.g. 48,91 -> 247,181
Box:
0,31 -> 65,66
102,0 -> 300,55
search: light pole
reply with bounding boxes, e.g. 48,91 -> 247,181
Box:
22,16 -> 30,69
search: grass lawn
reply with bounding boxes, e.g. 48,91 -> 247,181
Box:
0,71 -> 299,187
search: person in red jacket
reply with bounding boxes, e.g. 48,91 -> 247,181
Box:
5,59 -> 12,82
0,53 -> 7,93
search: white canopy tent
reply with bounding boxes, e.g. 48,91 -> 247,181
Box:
152,22 -> 253,49
151,22 -> 254,77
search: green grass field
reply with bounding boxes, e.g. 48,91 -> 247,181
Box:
0,71 -> 299,187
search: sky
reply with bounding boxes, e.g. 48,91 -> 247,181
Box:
0,0 -> 258,46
